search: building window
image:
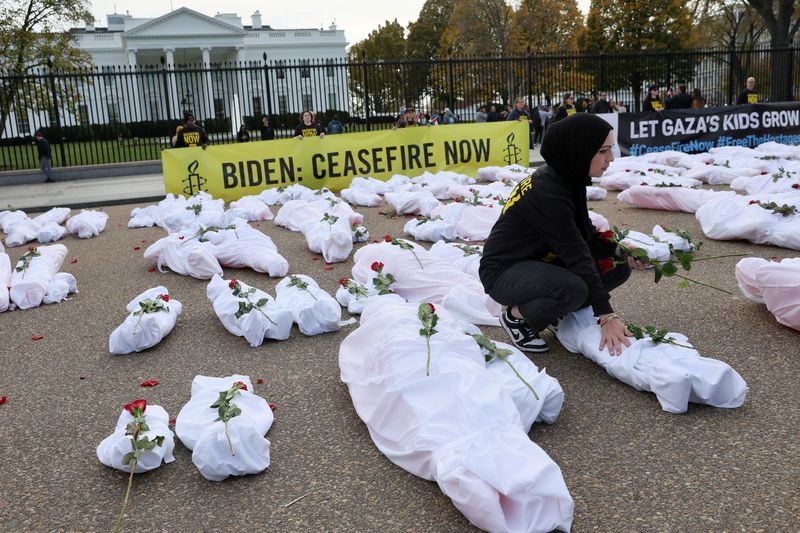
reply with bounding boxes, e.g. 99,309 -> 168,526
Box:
275,60 -> 286,80
278,94 -> 288,115
300,59 -> 310,78
107,102 -> 120,122
302,93 -> 312,110
214,98 -> 225,119
15,112 -> 30,136
253,96 -> 262,116
250,69 -> 260,82
325,59 -> 336,78
78,105 -> 89,125
328,91 -> 337,110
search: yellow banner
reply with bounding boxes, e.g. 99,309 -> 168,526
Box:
162,121 -> 530,202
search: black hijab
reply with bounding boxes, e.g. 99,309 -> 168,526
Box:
540,113 -> 613,187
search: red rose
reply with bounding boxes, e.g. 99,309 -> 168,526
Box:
70,258 -> 78,264
371,261 -> 383,272
140,379 -> 159,387
133,246 -> 141,251
324,267 -> 333,271
234,381 -> 248,391
229,279 -> 239,289
599,230 -> 615,242
178,235 -> 185,240
624,169 -> 630,172
427,303 -> 436,313
647,168 -> 653,171
597,258 -> 615,274
339,277 -> 349,286
760,171 -> 768,175
268,402 -> 277,411
27,245 -> 34,252
148,266 -> 157,272
159,294 -> 170,302
124,399 -> 147,416
168,419 -> 176,425
749,200 -> 758,205
0,396 -> 6,405
383,235 -> 392,242
792,183 -> 799,189
256,378 -> 264,385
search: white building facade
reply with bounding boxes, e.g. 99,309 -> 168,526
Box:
5,7 -> 349,137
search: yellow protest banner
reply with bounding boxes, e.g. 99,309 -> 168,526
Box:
162,121 -> 529,202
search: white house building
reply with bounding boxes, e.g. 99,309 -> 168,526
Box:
4,7 -> 349,137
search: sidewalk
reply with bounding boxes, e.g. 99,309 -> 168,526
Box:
0,147 -> 544,212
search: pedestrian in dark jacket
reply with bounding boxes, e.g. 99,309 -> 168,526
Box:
665,84 -> 693,109
479,113 -> 646,354
237,124 -> 251,142
590,92 -> 611,114
260,116 -> 275,140
487,105 -> 502,122
34,130 -> 53,182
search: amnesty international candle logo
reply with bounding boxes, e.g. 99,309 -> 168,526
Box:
503,132 -> 522,165
183,160 -> 207,195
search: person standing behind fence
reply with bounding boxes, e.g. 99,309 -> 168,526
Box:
736,77 -> 759,104
666,84 -> 692,109
487,104 -> 502,122
691,88 -> 706,109
173,111 -> 209,149
327,115 -> 344,134
642,85 -> 664,112
552,93 -> 576,123
591,92 -> 611,114
237,124 -> 251,143
475,105 -> 488,123
34,130 -> 54,183
260,116 -> 275,140
507,97 -> 540,147
294,110 -> 325,139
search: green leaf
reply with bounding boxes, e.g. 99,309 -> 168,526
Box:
654,268 -> 663,284
122,452 -> 136,466
154,436 -> 165,447
661,262 -> 678,277
677,280 -> 690,289
256,298 -> 268,307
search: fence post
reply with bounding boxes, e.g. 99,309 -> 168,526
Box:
666,50 -> 672,91
727,46 -> 735,105
361,52 -> 371,131
46,59 -> 67,166
599,52 -> 605,93
262,53 -> 274,120
160,55 -> 172,120
526,44 -> 533,108
447,48 -> 455,110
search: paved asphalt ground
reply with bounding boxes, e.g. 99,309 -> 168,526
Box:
0,187 -> 798,532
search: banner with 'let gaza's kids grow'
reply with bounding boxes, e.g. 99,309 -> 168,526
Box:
162,121 -> 529,202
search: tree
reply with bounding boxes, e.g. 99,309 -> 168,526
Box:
406,0 -> 456,104
509,0 -> 583,55
745,0 -> 800,101
0,0 -> 92,137
578,0 -> 701,111
347,20 -> 407,116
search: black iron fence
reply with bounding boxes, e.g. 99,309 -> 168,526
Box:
1,45 -> 798,171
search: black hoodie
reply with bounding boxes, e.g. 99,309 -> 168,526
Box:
479,113 -> 617,315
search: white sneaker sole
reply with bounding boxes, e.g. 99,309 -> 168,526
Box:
500,317 -> 550,353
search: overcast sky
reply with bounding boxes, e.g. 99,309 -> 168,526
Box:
87,0 -> 592,46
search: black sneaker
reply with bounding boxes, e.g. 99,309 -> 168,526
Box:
545,316 -> 563,336
500,308 -> 549,353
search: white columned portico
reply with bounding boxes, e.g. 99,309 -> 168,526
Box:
164,47 -> 180,119
202,47 -> 215,120
126,48 -> 142,121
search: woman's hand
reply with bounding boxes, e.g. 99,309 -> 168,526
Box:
319,133 -> 325,138
627,255 -> 649,270
598,317 -> 632,356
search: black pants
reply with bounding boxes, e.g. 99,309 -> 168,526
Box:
487,261 -> 631,331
